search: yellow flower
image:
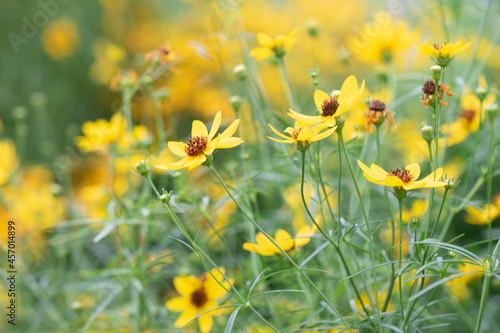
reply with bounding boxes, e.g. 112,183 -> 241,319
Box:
0,140 -> 19,186
157,111 -> 243,171
415,40 -> 471,58
243,226 -> 316,256
415,40 -> 471,66
402,199 -> 427,223
250,28 -> 298,60
268,121 -> 337,145
444,261 -> 484,301
464,195 -> 500,225
75,113 -> 125,153
41,19 -> 80,61
357,161 -> 446,191
166,267 -> 234,333
288,76 -> 365,127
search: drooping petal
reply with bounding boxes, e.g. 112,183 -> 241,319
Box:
275,230 -> 295,251
168,141 -> 187,157
403,181 -> 427,191
310,126 -> 336,142
314,90 -> 332,114
269,123 -> 292,139
268,136 -> 295,144
187,154 -> 207,170
173,276 -> 201,296
174,307 -> 197,328
208,111 -> 221,141
198,314 -> 214,333
256,33 -> 274,48
288,108 -> 325,125
164,156 -> 195,170
192,120 -> 208,138
405,163 -> 421,180
166,296 -> 190,311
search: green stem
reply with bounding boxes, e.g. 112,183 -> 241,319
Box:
487,116 -> 494,255
337,139 -> 342,244
208,164 -> 353,332
398,198 -> 405,327
338,129 -> 382,329
474,274 -> 491,333
278,57 -> 299,111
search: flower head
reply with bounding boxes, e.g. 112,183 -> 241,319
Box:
464,195 -> 500,225
268,121 -> 336,151
157,111 -> 243,171
243,226 -> 316,256
288,75 -> 365,127
364,99 -> 397,135
166,267 -> 234,333
357,161 -> 446,191
250,28 -> 298,60
421,79 -> 453,108
415,40 -> 471,67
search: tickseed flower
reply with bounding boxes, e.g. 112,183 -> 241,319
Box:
357,161 -> 446,191
41,19 -> 80,61
364,99 -> 396,135
415,40 -> 471,67
268,121 -> 337,152
464,195 -> 500,225
288,75 -> 365,127
250,28 -> 298,60
157,111 -> 243,171
243,226 -> 316,256
166,267 -> 234,333
421,79 -> 453,108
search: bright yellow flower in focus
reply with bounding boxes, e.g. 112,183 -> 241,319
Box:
166,267 -> 234,333
41,19 -> 80,61
250,28 -> 298,60
288,76 -> 365,127
0,140 -> 19,186
415,40 -> 471,66
75,113 -> 125,153
243,225 -> 316,256
268,121 -> 337,147
464,195 -> 500,225
357,161 -> 446,191
157,111 -> 243,171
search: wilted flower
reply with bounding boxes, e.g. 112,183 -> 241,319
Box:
364,99 -> 396,135
421,79 -> 453,108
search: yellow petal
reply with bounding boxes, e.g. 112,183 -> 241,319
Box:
405,163 -> 421,180
269,123 -> 292,139
208,111 -> 221,141
338,75 -> 358,106
174,307 -> 197,328
216,137 -> 243,149
310,126 -> 336,142
243,242 -> 276,256
419,168 -> 443,183
198,314 -> 213,333
166,296 -> 190,311
357,160 -> 384,181
220,119 -> 240,139
314,90 -> 331,114
384,176 -> 404,188
165,157 -> 195,170
370,163 -> 389,179
174,276 -> 201,296
250,47 -> 274,60
294,225 -> 314,248
187,154 -> 207,170
255,232 -> 279,254
275,229 -> 295,251
288,108 -> 324,125
296,126 -> 313,141
192,120 -> 208,138
168,141 -> 187,157
268,136 -> 295,144
256,33 -> 274,48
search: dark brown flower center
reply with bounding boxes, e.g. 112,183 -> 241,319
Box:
292,127 -> 303,139
321,98 -> 339,117
459,109 -> 476,122
422,79 -> 436,95
368,99 -> 386,112
185,136 -> 208,156
390,168 -> 413,183
190,288 -> 208,308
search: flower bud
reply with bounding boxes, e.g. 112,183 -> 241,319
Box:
159,189 -> 174,204
228,95 -> 244,111
233,64 -> 248,81
330,90 -> 341,99
448,250 -> 456,259
430,65 -> 443,80
485,103 -> 498,120
135,160 -> 150,177
420,125 -> 434,142
475,87 -> 487,101
305,18 -> 320,38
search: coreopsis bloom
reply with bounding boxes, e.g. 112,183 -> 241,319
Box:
364,99 -> 396,135
464,195 -> 500,225
157,111 -> 243,171
357,161 -> 446,191
41,19 -> 80,61
268,121 -> 336,151
288,75 -> 365,127
75,113 -> 125,153
415,40 -> 471,67
421,79 -> 453,108
166,267 -> 234,333
250,28 -> 298,60
0,140 -> 19,186
243,226 -> 316,256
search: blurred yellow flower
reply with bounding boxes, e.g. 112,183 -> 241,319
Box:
75,112 -> 125,153
250,28 -> 298,60
288,76 -> 365,127
268,121 -> 336,145
145,42 -> 179,69
166,267 -> 233,333
90,39 -> 126,85
415,40 -> 471,58
348,12 -> 420,64
0,140 -> 19,186
402,199 -> 427,223
464,195 -> 500,225
445,261 -> 484,301
157,111 -> 243,171
243,225 -> 316,256
357,161 -> 446,191
41,19 -> 80,61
